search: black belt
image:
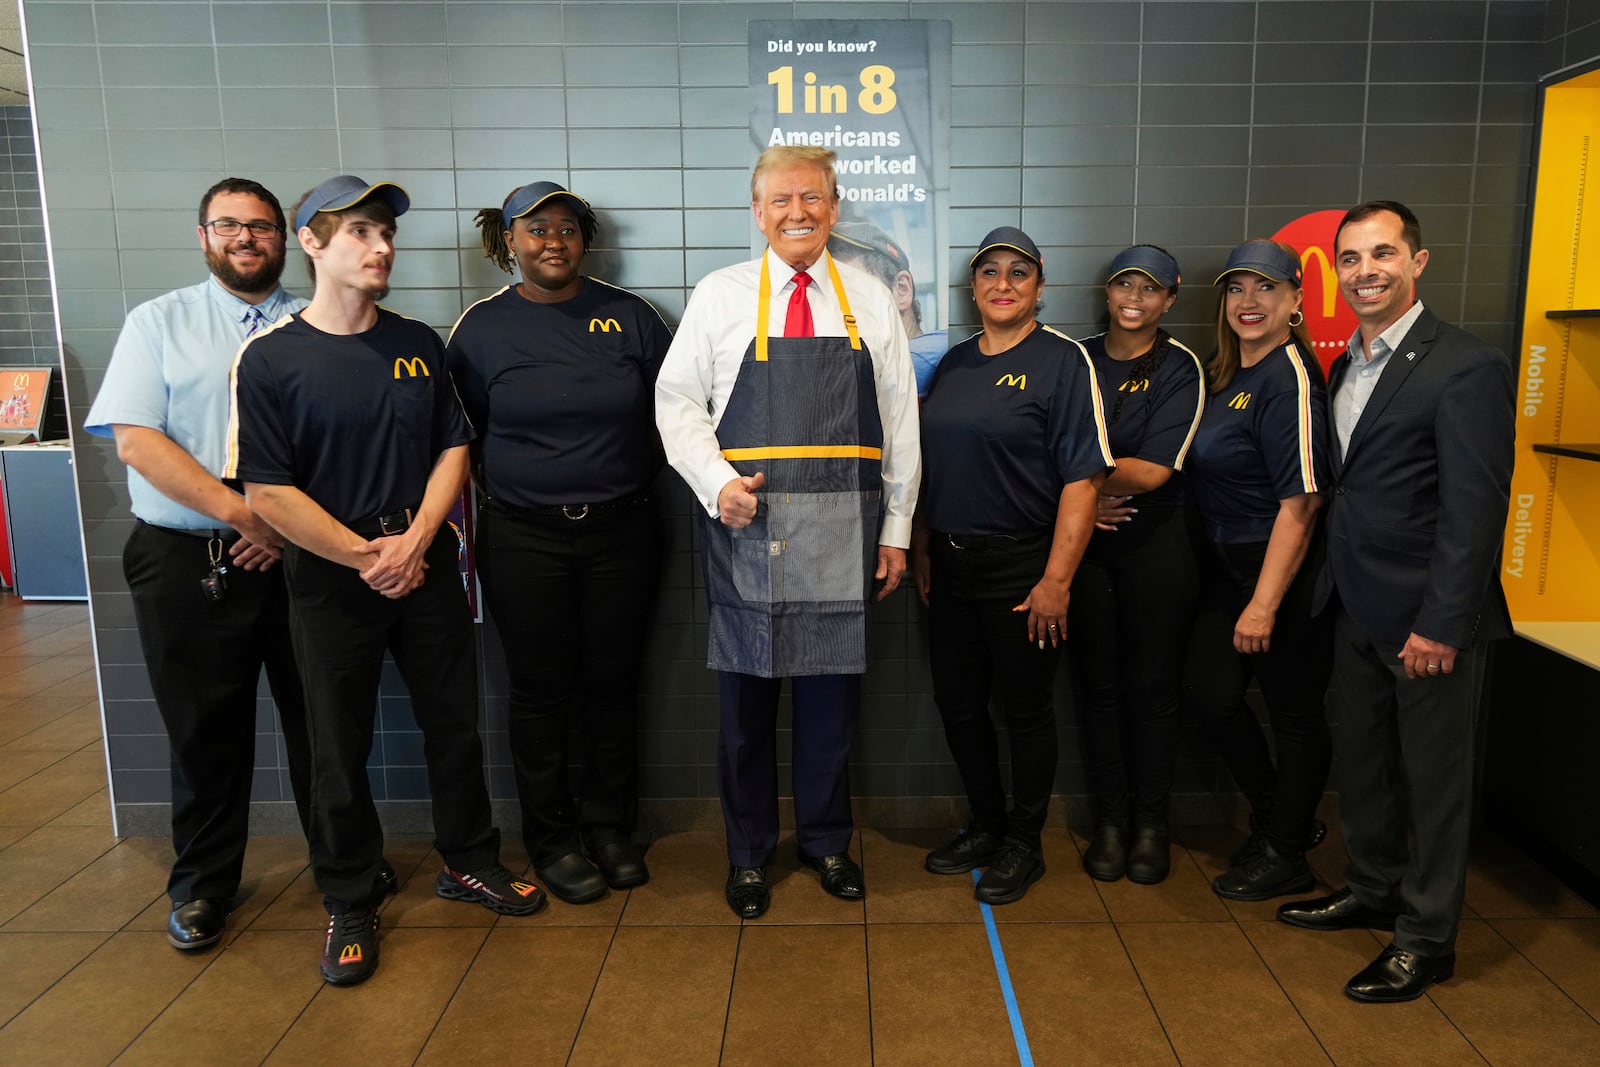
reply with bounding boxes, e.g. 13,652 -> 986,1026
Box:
936,529 -> 1049,551
487,492 -> 650,522
351,507 -> 415,538
141,520 -> 240,543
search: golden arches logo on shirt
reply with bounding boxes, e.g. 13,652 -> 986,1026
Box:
1272,209 -> 1359,377
995,373 -> 1026,390
588,317 -> 622,333
393,356 -> 430,379
1118,379 -> 1149,392
1228,391 -> 1252,410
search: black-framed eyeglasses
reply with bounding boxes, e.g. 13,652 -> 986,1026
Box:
203,219 -> 283,239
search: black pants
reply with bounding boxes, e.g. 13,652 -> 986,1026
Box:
1182,534 -> 1332,854
476,496 -> 661,866
1331,605 -> 1480,956
124,521 -> 312,903
927,533 -> 1061,849
283,532 -> 498,910
1069,504 -> 1200,829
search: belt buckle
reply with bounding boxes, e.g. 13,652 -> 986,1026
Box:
379,508 -> 413,536
562,504 -> 590,521
947,534 -> 964,550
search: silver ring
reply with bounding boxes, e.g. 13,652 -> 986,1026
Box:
1048,623 -> 1059,631
1426,663 -> 1440,672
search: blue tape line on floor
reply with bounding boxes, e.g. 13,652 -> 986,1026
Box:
971,868 -> 1035,1067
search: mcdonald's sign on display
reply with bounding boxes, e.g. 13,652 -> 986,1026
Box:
1271,211 -> 1359,377
0,366 -> 52,442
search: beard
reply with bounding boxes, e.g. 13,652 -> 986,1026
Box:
205,241 -> 285,296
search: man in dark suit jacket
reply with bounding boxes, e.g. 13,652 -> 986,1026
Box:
1277,201 -> 1515,1003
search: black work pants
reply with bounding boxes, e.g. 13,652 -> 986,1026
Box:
1181,534 -> 1332,853
283,531 -> 498,911
927,533 -> 1061,849
476,497 -> 661,866
124,521 -> 312,903
1069,504 -> 1200,829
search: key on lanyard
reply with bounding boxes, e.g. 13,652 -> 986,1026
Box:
201,534 -> 228,603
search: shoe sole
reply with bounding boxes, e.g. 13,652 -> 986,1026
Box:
975,861 -> 1046,905
531,878 -> 606,905
436,878 -> 552,915
1278,912 -> 1398,933
1126,867 -> 1170,886
925,857 -> 990,875
321,960 -> 378,986
601,870 -> 650,890
1343,969 -> 1450,1003
1083,863 -> 1126,882
167,930 -> 223,951
1212,872 -> 1317,902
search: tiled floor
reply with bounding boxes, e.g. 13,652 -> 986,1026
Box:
3,594 -> 1599,1065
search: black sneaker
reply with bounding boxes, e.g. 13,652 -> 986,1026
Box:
320,908 -> 379,986
925,827 -> 1004,875
1212,841 -> 1315,902
974,843 -> 1045,905
435,863 -> 548,916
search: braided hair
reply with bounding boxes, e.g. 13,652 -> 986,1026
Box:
473,193 -> 601,275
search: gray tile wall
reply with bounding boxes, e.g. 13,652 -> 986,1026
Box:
0,105 -> 67,444
19,0 -> 1570,832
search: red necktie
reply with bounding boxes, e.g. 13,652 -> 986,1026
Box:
784,271 -> 815,338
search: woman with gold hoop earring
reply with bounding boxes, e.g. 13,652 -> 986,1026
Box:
1182,239 -> 1334,902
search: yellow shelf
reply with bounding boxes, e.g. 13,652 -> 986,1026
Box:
1515,621 -> 1600,671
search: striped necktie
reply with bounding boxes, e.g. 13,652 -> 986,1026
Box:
243,306 -> 267,336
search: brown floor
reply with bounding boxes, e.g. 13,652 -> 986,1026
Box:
2,595 -> 1599,1066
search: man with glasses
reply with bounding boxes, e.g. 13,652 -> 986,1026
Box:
84,177 -> 343,952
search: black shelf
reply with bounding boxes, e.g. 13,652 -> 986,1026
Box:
1545,308 -> 1600,318
1533,442 -> 1600,461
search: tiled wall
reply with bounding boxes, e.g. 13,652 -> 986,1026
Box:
0,104 -> 66,444
19,0 -> 1567,834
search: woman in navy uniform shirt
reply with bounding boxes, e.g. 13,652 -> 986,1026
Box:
911,227 -> 1112,904
1070,246 -> 1206,885
1184,239 -> 1332,902
447,182 -> 672,904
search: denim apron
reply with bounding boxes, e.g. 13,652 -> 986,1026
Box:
701,251 -> 885,677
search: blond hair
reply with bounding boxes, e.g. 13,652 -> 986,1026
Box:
751,146 -> 839,202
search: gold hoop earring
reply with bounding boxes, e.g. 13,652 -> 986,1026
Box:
1288,310 -> 1304,327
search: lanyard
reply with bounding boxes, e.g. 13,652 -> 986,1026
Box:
755,249 -> 862,362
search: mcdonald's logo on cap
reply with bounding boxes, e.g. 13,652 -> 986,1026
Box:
393,356 -> 430,379
589,318 -> 622,333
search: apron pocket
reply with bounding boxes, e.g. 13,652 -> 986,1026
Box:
764,492 -> 869,603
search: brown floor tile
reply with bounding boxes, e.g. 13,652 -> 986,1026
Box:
758,835 -> 867,924
0,930 -> 110,1027
417,926 -> 612,1064
569,925 -> 738,1066
616,830 -> 740,926
248,866 -> 338,932
0,931 -> 210,1064
3,835 -> 168,932
0,622 -> 92,659
3,705 -> 104,753
0,826 -> 120,925
266,926 -> 488,1064
115,929 -> 322,1066
991,830 -> 1112,924
246,836 -> 431,932
868,922 -> 1019,1066
1491,917 -> 1600,1019
1004,923 -> 1177,1064
0,825 -> 28,849
1119,921 -> 1329,1065
722,925 -> 870,1065
45,788 -> 111,829
1465,837 -> 1600,919
0,749 -> 62,793
1083,829 -> 1234,924
861,828 -> 984,925
1242,921 -> 1484,1065
0,748 -> 111,827
122,835 -> 316,944
0,659 -> 95,705
1428,919 -> 1600,1063
0,677 -> 100,730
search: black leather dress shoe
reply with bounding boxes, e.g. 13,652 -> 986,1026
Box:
1277,887 -> 1398,932
588,837 -> 649,888
803,852 -> 865,900
726,865 -> 769,919
1345,943 -> 1455,1003
925,827 -> 1003,875
377,859 -> 400,897
1125,825 -> 1170,885
1082,825 -> 1128,882
167,898 -> 227,951
535,851 -> 609,904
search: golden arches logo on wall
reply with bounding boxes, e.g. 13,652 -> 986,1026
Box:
1272,209 -> 1360,377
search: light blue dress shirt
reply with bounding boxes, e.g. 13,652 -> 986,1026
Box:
84,277 -> 308,531
1334,299 -> 1426,459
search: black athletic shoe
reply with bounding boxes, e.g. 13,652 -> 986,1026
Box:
435,863 -> 548,916
924,827 -> 1004,875
320,908 -> 379,986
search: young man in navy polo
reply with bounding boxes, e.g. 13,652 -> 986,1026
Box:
226,176 -> 544,986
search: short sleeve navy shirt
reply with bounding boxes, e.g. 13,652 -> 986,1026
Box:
1080,331 -> 1206,509
919,325 -> 1113,535
227,308 -> 472,527
446,278 -> 671,508
1186,341 -> 1329,544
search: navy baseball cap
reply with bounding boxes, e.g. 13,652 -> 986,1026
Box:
1107,245 -> 1181,289
830,219 -> 909,272
969,226 -> 1042,268
1213,240 -> 1303,287
295,175 -> 410,231
502,181 -> 591,229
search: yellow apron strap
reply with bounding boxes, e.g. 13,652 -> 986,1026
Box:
755,249 -> 862,363
825,250 -> 862,352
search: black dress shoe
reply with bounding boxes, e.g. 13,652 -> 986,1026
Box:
1082,825 -> 1128,882
587,837 -> 649,889
534,851 -> 609,904
803,852 -> 865,900
1125,825 -> 1170,885
976,843 -> 1045,904
167,898 -> 227,951
1277,887 -> 1398,932
1212,840 -> 1314,901
1345,943 -> 1455,1003
925,827 -> 1003,875
377,859 -> 400,898
725,865 -> 769,919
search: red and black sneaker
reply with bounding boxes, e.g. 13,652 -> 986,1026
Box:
435,863 -> 547,916
320,908 -> 379,986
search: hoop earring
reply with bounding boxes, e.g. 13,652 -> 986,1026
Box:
1288,310 -> 1304,327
